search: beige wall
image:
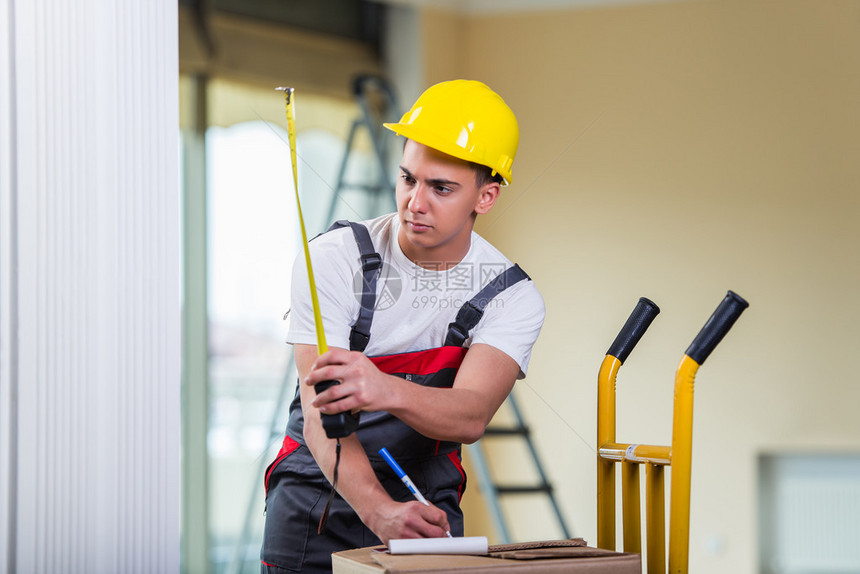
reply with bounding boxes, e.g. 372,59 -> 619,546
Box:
420,1 -> 860,572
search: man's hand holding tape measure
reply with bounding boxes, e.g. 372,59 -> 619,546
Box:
307,348 -> 388,419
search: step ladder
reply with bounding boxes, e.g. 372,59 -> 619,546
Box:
325,74 -> 400,225
467,390 -> 571,543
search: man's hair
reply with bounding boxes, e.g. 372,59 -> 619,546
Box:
472,162 -> 504,187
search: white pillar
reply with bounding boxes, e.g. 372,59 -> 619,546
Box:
0,1 -> 181,572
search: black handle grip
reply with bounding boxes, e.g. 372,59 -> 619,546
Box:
685,290 -> 749,365
606,297 -> 661,363
315,380 -> 360,439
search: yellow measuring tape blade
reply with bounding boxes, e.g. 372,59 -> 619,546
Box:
279,87 -> 327,355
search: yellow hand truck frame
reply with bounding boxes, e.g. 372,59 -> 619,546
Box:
597,291 -> 749,573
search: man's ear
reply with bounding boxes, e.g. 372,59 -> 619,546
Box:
474,182 -> 501,215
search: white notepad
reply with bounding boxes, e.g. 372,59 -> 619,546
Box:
387,536 -> 489,555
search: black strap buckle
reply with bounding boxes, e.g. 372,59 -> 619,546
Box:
350,328 -> 371,353
444,302 -> 484,347
444,323 -> 469,347
458,301 -> 484,328
360,252 -> 382,272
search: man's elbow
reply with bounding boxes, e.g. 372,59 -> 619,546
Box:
459,421 -> 488,445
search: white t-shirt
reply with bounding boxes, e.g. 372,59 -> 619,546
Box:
286,214 -> 545,378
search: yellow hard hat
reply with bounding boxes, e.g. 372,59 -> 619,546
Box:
383,80 -> 519,185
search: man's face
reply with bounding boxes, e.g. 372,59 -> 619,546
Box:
395,140 -> 499,267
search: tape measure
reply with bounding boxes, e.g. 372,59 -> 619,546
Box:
278,87 -> 359,438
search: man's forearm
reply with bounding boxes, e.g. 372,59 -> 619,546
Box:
297,344 -> 393,524
302,421 -> 391,523
384,382 -> 495,444
385,344 -> 520,444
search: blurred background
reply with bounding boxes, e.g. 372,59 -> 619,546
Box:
178,1 -> 860,572
3,1 -> 858,573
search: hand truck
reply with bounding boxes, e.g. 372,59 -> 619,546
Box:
597,291 -> 749,573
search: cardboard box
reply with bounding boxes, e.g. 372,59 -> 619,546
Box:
332,539 -> 641,573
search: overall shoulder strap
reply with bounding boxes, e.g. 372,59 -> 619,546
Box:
326,220 -> 381,352
444,264 -> 531,348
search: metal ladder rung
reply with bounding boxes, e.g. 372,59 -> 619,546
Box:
495,485 -> 555,495
482,427 -> 530,436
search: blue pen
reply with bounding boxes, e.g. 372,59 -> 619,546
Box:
379,447 -> 452,537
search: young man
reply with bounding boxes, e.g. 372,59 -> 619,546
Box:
261,80 -> 545,573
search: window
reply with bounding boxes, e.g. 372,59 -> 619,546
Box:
759,453 -> 860,574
